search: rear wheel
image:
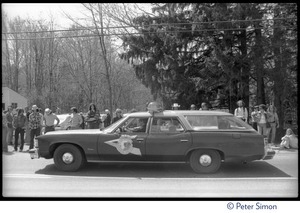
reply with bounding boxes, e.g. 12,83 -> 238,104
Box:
190,149 -> 221,173
53,144 -> 85,172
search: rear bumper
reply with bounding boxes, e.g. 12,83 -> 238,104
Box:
262,138 -> 276,160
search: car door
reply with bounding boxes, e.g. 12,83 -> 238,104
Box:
216,116 -> 264,157
97,116 -> 149,161
145,116 -> 192,161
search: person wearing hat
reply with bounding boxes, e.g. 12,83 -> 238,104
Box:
28,105 -> 43,150
43,108 -> 60,134
250,105 -> 259,131
112,108 -> 123,123
172,103 -> 180,110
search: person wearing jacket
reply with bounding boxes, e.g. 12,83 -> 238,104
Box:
13,108 -> 27,151
28,105 -> 43,150
5,106 -> 14,146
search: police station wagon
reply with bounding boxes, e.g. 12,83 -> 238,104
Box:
30,102 -> 275,173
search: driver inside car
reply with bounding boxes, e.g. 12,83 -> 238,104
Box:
126,118 -> 148,133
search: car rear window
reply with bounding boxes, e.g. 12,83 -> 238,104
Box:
184,115 -> 252,130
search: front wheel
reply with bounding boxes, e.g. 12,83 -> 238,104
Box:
53,144 -> 85,172
190,149 -> 221,173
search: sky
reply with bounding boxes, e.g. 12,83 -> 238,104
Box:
2,3 -> 152,29
2,3 -> 87,28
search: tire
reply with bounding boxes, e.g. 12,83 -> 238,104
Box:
190,149 -> 221,173
53,144 -> 85,172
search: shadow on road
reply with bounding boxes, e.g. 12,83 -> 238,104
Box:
35,161 -> 290,178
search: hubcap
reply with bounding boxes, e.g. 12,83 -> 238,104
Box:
62,152 -> 74,164
199,154 -> 212,167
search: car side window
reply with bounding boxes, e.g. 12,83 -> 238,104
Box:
119,117 -> 149,133
217,116 -> 247,130
184,115 -> 218,130
150,117 -> 184,133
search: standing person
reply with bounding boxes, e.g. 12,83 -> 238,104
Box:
257,104 -> 270,138
199,102 -> 209,110
43,108 -> 60,134
86,103 -> 100,129
234,100 -> 248,122
69,107 -> 83,130
267,105 -> 279,145
251,106 -> 259,131
2,109 -> 8,152
13,108 -> 27,151
5,106 -> 14,146
55,107 -> 61,115
112,108 -> 123,123
28,105 -> 43,150
190,104 -> 196,110
25,107 -> 32,145
38,108 -> 44,135
79,112 -> 85,129
171,103 -> 180,110
103,109 -> 112,128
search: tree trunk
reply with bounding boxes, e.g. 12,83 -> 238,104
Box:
240,28 -> 250,113
273,19 -> 286,141
95,4 -> 113,113
254,28 -> 266,105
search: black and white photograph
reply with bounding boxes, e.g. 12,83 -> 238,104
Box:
1,3 -> 298,203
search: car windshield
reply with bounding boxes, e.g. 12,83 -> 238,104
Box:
184,115 -> 253,130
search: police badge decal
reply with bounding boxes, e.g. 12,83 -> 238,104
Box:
104,135 -> 142,155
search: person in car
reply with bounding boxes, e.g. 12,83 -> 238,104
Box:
129,119 -> 148,133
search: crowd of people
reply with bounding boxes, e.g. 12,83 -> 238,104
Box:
2,100 -> 298,153
2,103 -> 127,153
188,100 -> 297,149
236,100 -> 297,149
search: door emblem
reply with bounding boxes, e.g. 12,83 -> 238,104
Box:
105,135 -> 142,156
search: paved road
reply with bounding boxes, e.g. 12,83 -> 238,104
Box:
2,144 -> 298,198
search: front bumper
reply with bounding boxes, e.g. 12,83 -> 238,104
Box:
262,138 -> 276,160
29,148 -> 39,159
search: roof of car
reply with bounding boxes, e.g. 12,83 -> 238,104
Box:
126,110 -> 233,117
